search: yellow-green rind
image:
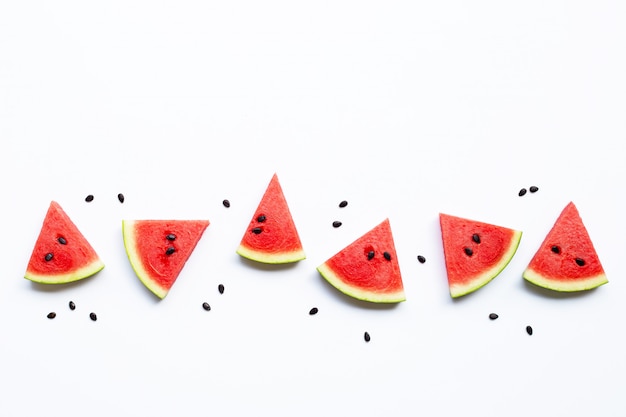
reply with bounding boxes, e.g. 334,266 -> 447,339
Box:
523,268 -> 608,292
236,244 -> 306,264
24,260 -> 105,284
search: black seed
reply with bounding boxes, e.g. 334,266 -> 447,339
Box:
518,188 -> 527,197
118,193 -> 125,203
339,200 -> 348,208
218,284 -> 225,294
526,325 -> 533,335
165,247 -> 176,255
464,247 -> 473,257
417,255 -> 426,263
256,214 -> 266,222
222,199 -> 230,208
332,221 -> 342,228
489,313 -> 499,320
364,332 -> 371,342
45,253 -> 53,262
309,307 -> 318,315
90,312 -> 97,321
202,302 -> 211,311
575,258 -> 586,266
383,251 -> 391,261
551,245 -> 561,254
252,227 -> 262,234
529,186 -> 539,193
85,194 -> 94,202
47,312 -> 56,319
166,233 -> 176,241
69,301 -> 76,311
472,233 -> 481,244
367,251 -> 375,260
57,237 -> 67,245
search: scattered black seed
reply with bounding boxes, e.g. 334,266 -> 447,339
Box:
202,302 -> 211,311
518,188 -> 527,196
166,233 -> 176,241
489,313 -> 499,320
218,284 -> 225,294
529,186 -> 539,193
383,251 -> 391,261
85,194 -> 94,202
45,253 -> 53,262
364,332 -> 371,342
551,245 -> 561,254
575,258 -> 586,266
339,200 -> 348,208
222,199 -> 230,208
90,312 -> 97,321
252,227 -> 262,234
472,233 -> 481,244
165,247 -> 176,255
417,255 -> 426,264
526,325 -> 533,335
464,247 -> 473,256
309,307 -> 318,315
69,301 -> 76,311
47,312 -> 56,319
57,237 -> 67,245
367,250 -> 375,260
256,214 -> 266,222
332,221 -> 342,228
118,193 -> 125,203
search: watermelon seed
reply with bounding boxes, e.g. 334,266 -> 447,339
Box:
464,247 -> 473,257
44,253 -> 53,262
166,234 -> 176,241
332,221 -> 342,228
202,302 -> 211,311
165,247 -> 176,255
529,186 -> 539,193
383,251 -> 391,261
575,258 -> 586,266
472,234 -> 481,244
57,237 -> 67,245
367,251 -> 375,260
118,193 -> 125,203
252,227 -> 263,234
256,214 -> 266,222
69,301 -> 76,311
526,325 -> 533,335
90,312 -> 97,321
309,307 -> 318,315
518,188 -> 527,197
551,245 -> 561,254
47,312 -> 56,319
364,332 -> 371,342
339,200 -> 348,208
489,313 -> 499,320
218,284 -> 225,294
417,255 -> 426,263
85,194 -> 94,202
222,199 -> 231,208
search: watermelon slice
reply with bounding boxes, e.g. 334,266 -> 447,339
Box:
25,201 -> 104,284
122,219 -> 210,299
439,213 -> 522,298
317,219 -> 405,303
523,202 -> 607,292
236,173 -> 305,264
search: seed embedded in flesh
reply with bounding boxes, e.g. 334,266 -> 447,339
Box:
364,332 -> 371,342
518,188 -> 527,196
166,234 -> 176,241
489,313 -> 499,320
85,194 -> 94,202
332,221 -> 342,228
417,255 -> 426,264
383,251 -> 391,261
252,227 -> 262,234
256,214 -> 266,222
218,284 -> 225,294
367,251 -> 375,260
57,237 -> 67,245
464,247 -> 473,256
529,186 -> 539,193
90,312 -> 97,321
472,234 -> 481,244
118,193 -> 125,203
575,258 -> 586,266
526,325 -> 533,335
47,312 -> 56,319
551,245 -> 561,254
339,200 -> 348,208
309,307 -> 318,315
69,301 -> 76,311
222,199 -> 230,208
165,247 -> 176,255
202,302 -> 211,311
45,253 -> 53,262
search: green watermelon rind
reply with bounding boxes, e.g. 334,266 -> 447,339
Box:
523,268 -> 608,292
448,230 -> 523,298
236,244 -> 306,264
317,262 -> 406,303
25,261 -> 105,285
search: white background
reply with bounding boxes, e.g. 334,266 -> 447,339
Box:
1,1 -> 625,416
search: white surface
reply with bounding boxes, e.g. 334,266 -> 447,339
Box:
1,1 -> 625,416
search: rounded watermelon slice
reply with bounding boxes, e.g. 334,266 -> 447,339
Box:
25,201 -> 105,284
122,219 -> 210,299
236,173 -> 305,264
317,219 -> 405,303
439,213 -> 522,298
523,202 -> 607,292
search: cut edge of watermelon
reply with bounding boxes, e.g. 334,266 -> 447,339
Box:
448,229 -> 523,298
523,268 -> 608,292
316,263 -> 406,303
25,260 -> 105,284
236,244 -> 306,264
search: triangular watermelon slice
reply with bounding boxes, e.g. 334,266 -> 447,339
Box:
122,219 -> 210,299
236,173 -> 305,264
317,219 -> 405,303
439,213 -> 522,298
25,201 -> 105,284
523,202 -> 607,292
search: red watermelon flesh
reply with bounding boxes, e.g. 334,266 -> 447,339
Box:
523,202 -> 607,292
440,213 -> 522,298
122,219 -> 209,299
25,201 -> 104,284
237,173 -> 305,264
317,219 -> 405,303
